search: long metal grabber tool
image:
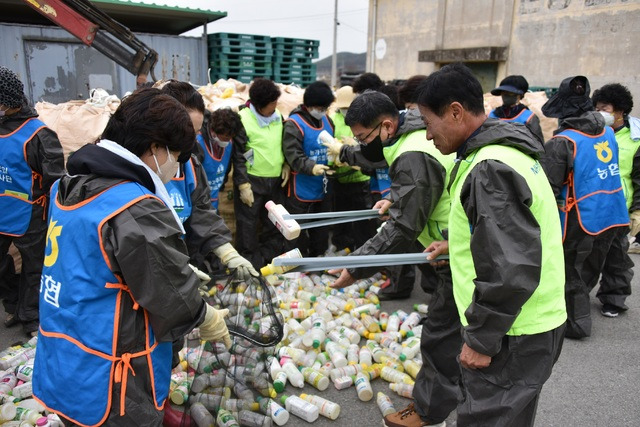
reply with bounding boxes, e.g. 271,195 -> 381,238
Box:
273,252 -> 449,272
265,200 -> 383,240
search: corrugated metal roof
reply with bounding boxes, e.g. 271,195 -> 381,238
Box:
1,0 -> 227,35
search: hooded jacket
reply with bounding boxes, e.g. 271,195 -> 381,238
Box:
0,104 -> 65,205
347,109 -> 447,279
542,111 -> 606,198
451,119 -> 563,356
55,144 -> 206,424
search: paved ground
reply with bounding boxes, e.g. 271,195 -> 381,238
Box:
2,258 -> 639,426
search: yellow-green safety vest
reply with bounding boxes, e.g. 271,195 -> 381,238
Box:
238,107 -> 284,177
614,126 -> 640,209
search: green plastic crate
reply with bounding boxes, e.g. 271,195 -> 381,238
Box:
208,32 -> 272,43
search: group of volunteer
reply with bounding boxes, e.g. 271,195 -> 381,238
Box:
0,59 -> 638,426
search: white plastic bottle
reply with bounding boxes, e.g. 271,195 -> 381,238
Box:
376,392 -> 396,416
216,409 -> 239,427
303,318 -> 326,349
354,371 -> 373,401
281,358 -> 304,388
359,346 -> 373,366
13,407 -> 41,424
238,410 -> 271,427
332,375 -> 354,390
381,366 -> 415,385
190,402 -> 214,427
399,336 -> 421,361
299,367 -> 329,391
300,393 -> 341,420
265,201 -> 301,240
325,341 -> 347,368
280,394 -> 319,423
0,403 -> 16,422
390,382 -> 414,398
400,312 -> 422,335
257,396 -> 289,426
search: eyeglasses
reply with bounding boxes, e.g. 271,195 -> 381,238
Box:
354,122 -> 382,145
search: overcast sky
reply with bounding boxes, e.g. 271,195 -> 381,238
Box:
137,0 -> 370,60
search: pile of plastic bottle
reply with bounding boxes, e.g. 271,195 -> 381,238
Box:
166,267 -> 427,426
0,336 -> 64,426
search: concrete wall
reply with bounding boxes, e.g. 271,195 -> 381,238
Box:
367,0 -> 640,113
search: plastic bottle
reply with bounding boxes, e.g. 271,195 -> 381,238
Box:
376,392 -> 396,416
0,373 -> 17,394
386,312 -> 400,332
170,372 -> 194,404
332,375 -> 353,390
257,396 -> 289,426
381,366 -> 415,385
366,340 -> 386,363
13,407 -> 41,424
402,359 -> 422,379
361,313 -> 381,333
273,370 -> 287,393
354,371 -> 373,401
277,346 -> 305,364
36,417 -> 52,427
265,202 -> 301,241
347,344 -> 359,365
46,414 -> 64,427
299,367 -> 329,391
216,409 -> 239,427
379,311 -> 389,330
281,358 -> 304,388
280,394 -> 319,423
190,402 -> 214,427
329,364 -> 362,381
400,312 -> 422,335
399,336 -> 421,361
261,248 -> 303,276
285,318 -> 305,336
303,318 -> 326,349
238,410 -> 271,427
12,381 -> 32,399
359,346 -> 373,366
414,304 -> 429,314
0,403 -> 16,422
389,382 -> 414,398
300,393 -> 341,420
325,341 -> 347,368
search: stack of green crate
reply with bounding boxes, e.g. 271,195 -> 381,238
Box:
271,37 -> 319,86
208,33 -> 274,84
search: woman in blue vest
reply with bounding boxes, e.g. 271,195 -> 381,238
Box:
489,75 -> 544,145
0,66 -> 64,336
282,81 -> 336,256
197,108 -> 242,211
32,88 -> 232,425
161,81 -> 257,279
541,76 -> 629,339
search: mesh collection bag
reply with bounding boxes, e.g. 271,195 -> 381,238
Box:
165,271 -> 284,426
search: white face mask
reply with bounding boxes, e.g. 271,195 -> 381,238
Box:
214,136 -> 230,148
599,111 -> 615,127
309,108 -> 326,120
153,146 -> 179,184
339,108 -> 349,117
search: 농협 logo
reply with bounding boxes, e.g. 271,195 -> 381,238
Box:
594,141 -> 613,163
44,220 -> 62,267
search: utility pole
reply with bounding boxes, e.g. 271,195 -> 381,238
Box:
331,0 -> 338,88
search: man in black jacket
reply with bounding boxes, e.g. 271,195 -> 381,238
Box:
0,66 -> 65,336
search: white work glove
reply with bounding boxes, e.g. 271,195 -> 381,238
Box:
213,242 -> 259,281
199,304 -> 232,348
238,182 -> 254,207
630,210 -> 640,236
281,163 -> 291,188
321,137 -> 343,160
312,164 -> 331,176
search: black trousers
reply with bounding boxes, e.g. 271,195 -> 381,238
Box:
234,175 -> 287,268
597,226 -> 633,309
284,189 -> 332,258
413,265 -> 463,424
0,203 -> 47,328
563,215 -> 618,338
457,325 -> 565,427
331,180 -> 376,251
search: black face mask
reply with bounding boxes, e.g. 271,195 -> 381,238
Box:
501,94 -> 519,107
360,134 -> 385,163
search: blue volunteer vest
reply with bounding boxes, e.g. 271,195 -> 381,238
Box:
197,133 -> 232,210
0,118 -> 47,236
488,108 -> 535,125
33,180 -> 172,426
370,168 -> 391,197
288,114 -> 333,202
164,158 -> 197,223
556,127 -> 629,240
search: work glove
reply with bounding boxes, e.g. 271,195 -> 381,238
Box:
213,242 -> 259,281
281,163 -> 291,188
341,136 -> 358,146
312,164 -> 331,176
199,304 -> 232,348
321,137 -> 343,160
238,182 -> 254,207
630,210 -> 640,236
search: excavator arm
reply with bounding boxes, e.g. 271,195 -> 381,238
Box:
22,0 -> 158,82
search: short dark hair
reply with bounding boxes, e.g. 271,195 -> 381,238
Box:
416,63 -> 485,116
592,83 -> 634,116
103,88 -> 195,160
303,81 -> 335,108
399,75 -> 428,105
379,84 -> 403,111
352,72 -> 384,94
161,80 -> 205,114
209,108 -> 243,138
249,78 -> 281,110
344,91 -> 399,128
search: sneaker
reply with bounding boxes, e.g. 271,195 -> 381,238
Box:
383,403 -> 446,427
601,304 -> 621,318
628,242 -> 640,254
